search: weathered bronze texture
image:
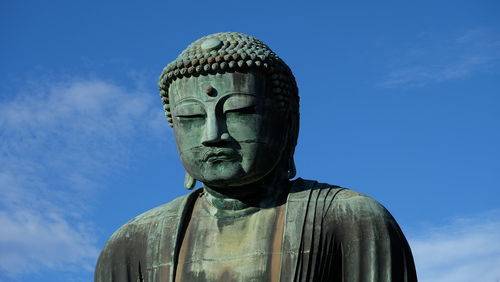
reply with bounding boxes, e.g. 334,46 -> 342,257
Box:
95,32 -> 417,281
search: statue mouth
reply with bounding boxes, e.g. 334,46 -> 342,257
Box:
202,148 -> 239,163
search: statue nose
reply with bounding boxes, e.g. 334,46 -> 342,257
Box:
201,114 -> 229,146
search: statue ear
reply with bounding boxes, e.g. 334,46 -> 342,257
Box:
287,156 -> 296,179
184,171 -> 196,190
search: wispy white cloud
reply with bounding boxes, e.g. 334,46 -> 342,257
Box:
0,78 -> 166,279
380,28 -> 500,87
409,211 -> 500,282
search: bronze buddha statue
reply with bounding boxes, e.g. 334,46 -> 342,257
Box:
95,32 -> 417,282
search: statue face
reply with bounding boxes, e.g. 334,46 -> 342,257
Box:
169,71 -> 288,187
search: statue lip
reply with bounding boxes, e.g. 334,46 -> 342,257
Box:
202,148 -> 239,162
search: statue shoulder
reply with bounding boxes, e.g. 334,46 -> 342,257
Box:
312,184 -> 417,281
290,178 -> 394,222
95,190 -> 201,281
97,193 -> 186,245
128,193 -> 190,225
287,179 -> 417,281
312,184 -> 404,240
330,188 -> 394,222
111,193 -> 189,238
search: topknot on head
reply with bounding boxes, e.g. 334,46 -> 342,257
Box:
158,32 -> 298,127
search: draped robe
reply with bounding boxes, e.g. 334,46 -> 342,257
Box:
95,178 -> 417,281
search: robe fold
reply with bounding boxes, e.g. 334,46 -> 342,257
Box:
95,178 -> 417,281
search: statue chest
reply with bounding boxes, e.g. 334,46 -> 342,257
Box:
175,195 -> 286,282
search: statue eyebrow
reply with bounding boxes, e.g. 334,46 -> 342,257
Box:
174,93 -> 257,108
216,93 -> 257,107
221,92 -> 257,96
174,97 -> 204,106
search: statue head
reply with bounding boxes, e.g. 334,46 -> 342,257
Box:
158,32 -> 299,189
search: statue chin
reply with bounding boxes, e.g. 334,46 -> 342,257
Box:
189,162 -> 275,188
194,163 -> 247,187
182,145 -> 285,189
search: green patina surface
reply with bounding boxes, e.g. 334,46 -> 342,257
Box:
95,32 -> 417,282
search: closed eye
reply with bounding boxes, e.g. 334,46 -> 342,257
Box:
224,105 -> 256,115
176,113 -> 205,119
173,101 -> 205,119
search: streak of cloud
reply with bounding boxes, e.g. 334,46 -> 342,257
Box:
0,78 -> 165,279
410,211 -> 500,282
380,28 -> 500,87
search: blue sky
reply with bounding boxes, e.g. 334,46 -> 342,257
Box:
1,1 -> 499,281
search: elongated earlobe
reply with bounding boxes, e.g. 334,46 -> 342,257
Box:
184,172 -> 196,190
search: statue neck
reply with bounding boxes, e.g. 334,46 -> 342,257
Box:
202,173 -> 290,214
